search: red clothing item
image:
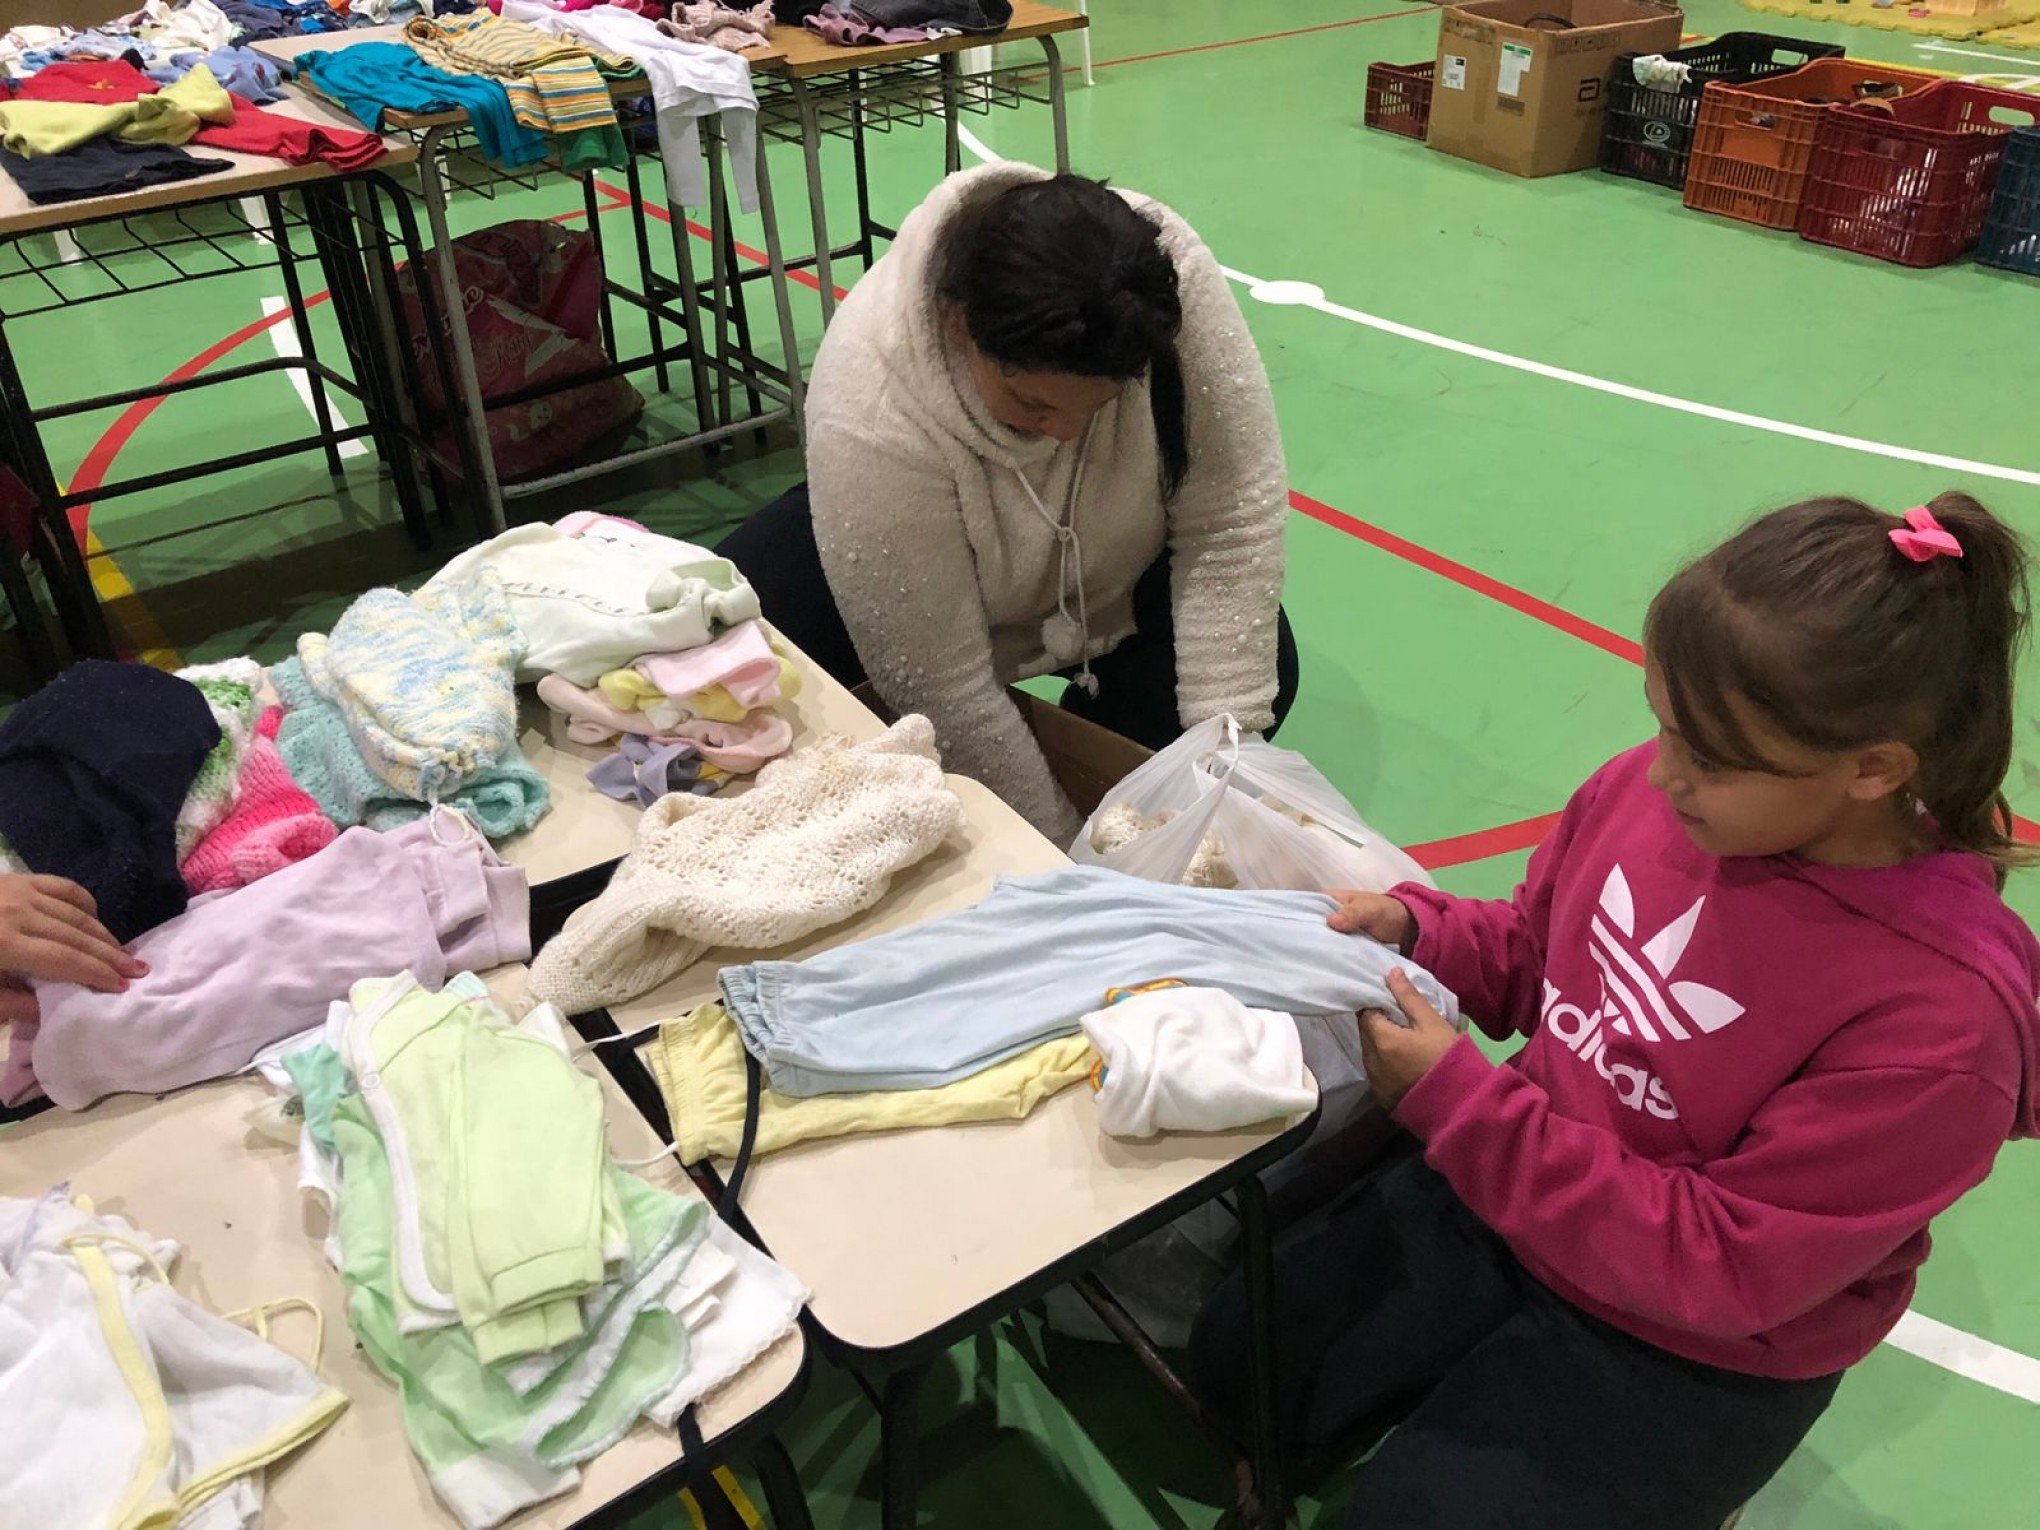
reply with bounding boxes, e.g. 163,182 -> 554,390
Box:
195,94 -> 385,172
10,60 -> 158,103
1389,744 -> 2040,1380
12,63 -> 383,172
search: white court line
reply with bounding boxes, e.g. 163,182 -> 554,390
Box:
955,126 -> 2040,488
1886,1311 -> 2040,1404
956,115 -> 2040,1402
261,297 -> 368,459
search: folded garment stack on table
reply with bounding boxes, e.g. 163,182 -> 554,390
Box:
183,704 -> 340,894
404,8 -> 638,170
716,864 -> 1461,1098
260,972 -> 806,1530
660,1 -> 775,52
275,570 -> 553,839
0,1187 -> 349,1529
497,0 -> 761,210
295,39 -> 553,169
12,816 -> 532,1109
802,0 -> 1011,45
426,511 -> 796,808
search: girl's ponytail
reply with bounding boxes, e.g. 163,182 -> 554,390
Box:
1908,491 -> 2031,876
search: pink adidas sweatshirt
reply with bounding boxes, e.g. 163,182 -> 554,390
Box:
1391,744 -> 2040,1380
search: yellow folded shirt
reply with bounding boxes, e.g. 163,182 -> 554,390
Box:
596,667 -> 665,712
0,64 -> 233,157
643,1002 -> 1096,1162
595,658 -> 801,724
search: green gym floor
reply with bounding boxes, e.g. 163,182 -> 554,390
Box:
9,1 -> 2039,1523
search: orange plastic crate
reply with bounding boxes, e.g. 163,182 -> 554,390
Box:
1798,82 -> 2039,267
1683,58 -> 1938,230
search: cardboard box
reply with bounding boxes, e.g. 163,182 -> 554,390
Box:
853,683 -> 1151,816
1428,0 -> 1684,177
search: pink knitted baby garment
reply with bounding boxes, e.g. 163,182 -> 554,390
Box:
181,708 -> 338,895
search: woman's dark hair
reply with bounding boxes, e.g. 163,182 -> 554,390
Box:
1644,491 -> 2032,879
934,174 -> 1189,499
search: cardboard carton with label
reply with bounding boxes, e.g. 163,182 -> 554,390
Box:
1428,0 -> 1685,177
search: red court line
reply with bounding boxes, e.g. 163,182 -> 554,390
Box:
595,180 -> 848,300
1092,8 -> 1440,71
1290,490 -> 1647,666
1407,812 -> 1564,870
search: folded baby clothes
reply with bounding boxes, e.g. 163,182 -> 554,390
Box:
296,573 -> 524,803
30,818 -> 531,1110
632,618 -> 782,708
646,1001 -> 1095,1162
181,706 -> 339,895
0,659 -> 220,943
1081,985 -> 1316,1138
172,657 -> 265,861
275,657 -> 550,840
535,674 -> 793,768
586,737 -> 722,809
599,655 -> 800,727
718,864 -> 1460,1098
529,715 -> 963,1014
424,517 -> 761,685
0,1189 -> 347,1530
324,1090 -> 706,1530
337,975 -> 617,1364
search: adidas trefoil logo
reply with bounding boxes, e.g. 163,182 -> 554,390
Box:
1540,867 -> 1746,1121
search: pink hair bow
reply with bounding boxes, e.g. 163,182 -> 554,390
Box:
1889,505 -> 1963,563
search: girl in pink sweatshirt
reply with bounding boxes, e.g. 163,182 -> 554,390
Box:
1191,492 -> 2040,1529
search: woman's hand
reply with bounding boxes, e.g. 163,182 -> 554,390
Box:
0,874 -> 144,1009
1358,969 -> 1461,1111
1327,889 -> 1415,953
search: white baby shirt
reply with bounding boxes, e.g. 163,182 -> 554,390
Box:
1080,986 -> 1318,1138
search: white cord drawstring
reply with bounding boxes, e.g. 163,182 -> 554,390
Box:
1014,419 -> 1099,697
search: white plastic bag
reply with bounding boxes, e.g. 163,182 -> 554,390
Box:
1068,715 -> 1435,895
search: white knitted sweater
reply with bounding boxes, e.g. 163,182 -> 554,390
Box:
805,163 -> 1289,843
527,716 -> 965,1014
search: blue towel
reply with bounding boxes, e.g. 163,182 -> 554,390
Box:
296,42 -> 549,170
718,865 -> 1461,1097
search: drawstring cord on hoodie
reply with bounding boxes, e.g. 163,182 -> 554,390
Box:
1014,418 -> 1100,697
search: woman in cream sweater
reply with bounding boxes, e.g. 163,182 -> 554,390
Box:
718,163 -> 1295,841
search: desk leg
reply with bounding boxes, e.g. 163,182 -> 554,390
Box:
751,126 -> 806,436
939,53 -> 963,176
1042,35 -> 1071,173
879,1361 -> 931,1530
622,150 -> 669,396
1237,1174 -> 1285,1529
752,1435 -> 819,1530
417,131 -> 508,536
267,190 -> 344,481
0,317 -> 111,661
789,76 -> 838,327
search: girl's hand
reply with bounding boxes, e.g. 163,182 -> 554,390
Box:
1358,969 -> 1460,1111
0,873 -> 143,997
1327,890 -> 1415,953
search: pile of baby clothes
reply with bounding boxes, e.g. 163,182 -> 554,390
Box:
260,972 -> 807,1530
430,512 -> 792,810
0,1188 -> 348,1527
800,0 -> 1009,45
274,569 -> 553,841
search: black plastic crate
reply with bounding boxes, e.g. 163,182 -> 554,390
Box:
1601,32 -> 1845,190
1978,125 -> 2040,277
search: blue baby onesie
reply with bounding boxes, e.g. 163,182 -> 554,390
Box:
718,865 -> 1461,1097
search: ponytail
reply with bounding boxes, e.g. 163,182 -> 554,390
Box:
934,174 -> 1191,500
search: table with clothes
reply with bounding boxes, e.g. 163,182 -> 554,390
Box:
0,963 -> 813,1530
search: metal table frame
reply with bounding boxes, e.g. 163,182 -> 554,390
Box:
0,167 -> 463,677
757,38 -> 1076,324
375,102 -> 804,538
578,1001 -> 1310,1530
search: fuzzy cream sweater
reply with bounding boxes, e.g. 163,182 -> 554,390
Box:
526,716 -> 964,1015
804,163 -> 1288,842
